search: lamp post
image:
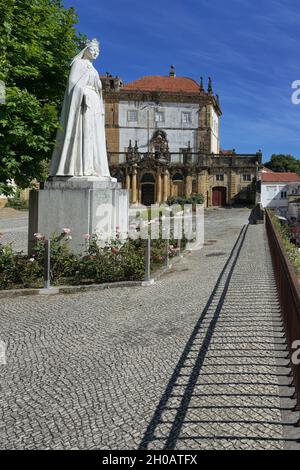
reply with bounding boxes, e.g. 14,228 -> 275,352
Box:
147,108 -> 150,154
140,101 -> 161,154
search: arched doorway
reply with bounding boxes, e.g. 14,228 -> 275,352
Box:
141,173 -> 156,206
212,186 -> 227,206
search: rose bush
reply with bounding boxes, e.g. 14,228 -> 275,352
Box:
0,228 -> 183,289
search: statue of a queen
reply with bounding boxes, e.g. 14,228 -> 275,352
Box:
49,38 -> 112,178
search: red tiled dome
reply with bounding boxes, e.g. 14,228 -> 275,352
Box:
123,76 -> 201,93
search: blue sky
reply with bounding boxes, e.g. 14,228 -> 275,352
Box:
64,0 -> 300,162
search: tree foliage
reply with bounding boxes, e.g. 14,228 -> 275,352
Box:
0,0 -> 86,194
264,154 -> 300,174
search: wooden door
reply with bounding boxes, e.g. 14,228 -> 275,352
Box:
212,187 -> 227,206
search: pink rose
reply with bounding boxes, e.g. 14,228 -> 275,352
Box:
82,233 -> 90,240
34,233 -> 44,240
111,247 -> 119,254
62,228 -> 71,235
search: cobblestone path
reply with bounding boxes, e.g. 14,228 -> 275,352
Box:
140,225 -> 300,450
0,209 -> 28,254
0,209 -> 299,450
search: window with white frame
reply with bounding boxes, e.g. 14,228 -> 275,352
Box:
127,110 -> 138,122
243,174 -> 251,182
213,118 -> 218,134
280,191 -> 287,199
182,111 -> 191,124
155,111 -> 165,123
216,174 -> 224,181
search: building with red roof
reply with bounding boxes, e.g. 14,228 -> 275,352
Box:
123,76 -> 203,94
261,172 -> 300,183
101,66 -> 221,157
261,172 -> 300,216
100,66 -> 261,207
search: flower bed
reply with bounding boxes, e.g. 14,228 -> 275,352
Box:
0,228 -> 182,290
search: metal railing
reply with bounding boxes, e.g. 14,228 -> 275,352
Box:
265,210 -> 300,415
42,237 -> 178,289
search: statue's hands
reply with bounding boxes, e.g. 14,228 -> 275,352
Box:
82,94 -> 88,112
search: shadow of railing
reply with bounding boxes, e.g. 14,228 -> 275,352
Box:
138,222 -> 300,449
138,225 -> 249,449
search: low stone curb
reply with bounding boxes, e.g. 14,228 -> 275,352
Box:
0,250 -> 189,299
0,280 -> 143,299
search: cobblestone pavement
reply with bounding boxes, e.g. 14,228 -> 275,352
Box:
0,208 -> 299,450
0,209 -> 28,253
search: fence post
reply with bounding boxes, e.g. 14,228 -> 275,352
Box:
165,240 -> 170,269
177,239 -> 183,258
44,239 -> 51,289
142,237 -> 154,286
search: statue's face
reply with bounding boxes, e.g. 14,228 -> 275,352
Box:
85,45 -> 99,60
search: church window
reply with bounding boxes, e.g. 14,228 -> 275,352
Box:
182,112 -> 191,124
155,111 -> 165,123
216,174 -> 224,181
128,110 -> 138,122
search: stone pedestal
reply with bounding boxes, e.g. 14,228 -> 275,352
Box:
28,177 -> 129,254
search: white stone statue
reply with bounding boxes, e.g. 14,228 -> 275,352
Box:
49,38 -> 112,178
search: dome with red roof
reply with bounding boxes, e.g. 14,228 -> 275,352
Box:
123,76 -> 202,94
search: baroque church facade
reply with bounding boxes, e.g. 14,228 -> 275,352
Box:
101,67 -> 262,207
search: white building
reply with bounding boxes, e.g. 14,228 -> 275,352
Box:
102,68 -> 221,159
102,68 -> 260,207
118,100 -> 201,156
287,182 -> 300,222
260,172 -> 300,217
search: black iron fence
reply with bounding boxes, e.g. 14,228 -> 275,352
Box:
265,210 -> 300,415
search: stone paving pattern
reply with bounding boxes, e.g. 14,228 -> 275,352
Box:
0,208 -> 299,449
0,209 -> 28,254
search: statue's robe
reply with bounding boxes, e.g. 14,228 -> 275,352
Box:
49,58 -> 110,177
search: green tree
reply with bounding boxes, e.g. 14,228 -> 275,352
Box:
264,154 -> 300,174
0,0 -> 86,194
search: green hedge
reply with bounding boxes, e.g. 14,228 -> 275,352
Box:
166,193 -> 204,207
268,210 -> 300,277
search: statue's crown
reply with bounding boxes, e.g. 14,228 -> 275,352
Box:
85,38 -> 99,48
